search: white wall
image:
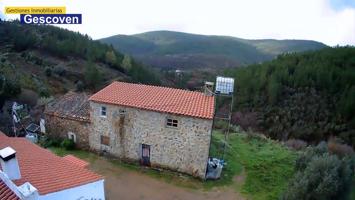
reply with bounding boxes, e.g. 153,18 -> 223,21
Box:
39,180 -> 105,200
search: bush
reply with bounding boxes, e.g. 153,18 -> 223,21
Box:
282,142 -> 354,200
84,63 -> 102,89
53,66 -> 66,76
328,138 -> 354,157
45,67 -> 52,76
61,138 -> 75,150
214,120 -> 229,130
285,139 -> 307,150
75,80 -> 84,92
38,136 -> 62,148
39,87 -> 50,97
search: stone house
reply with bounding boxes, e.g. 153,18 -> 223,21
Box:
45,82 -> 215,178
44,92 -> 91,149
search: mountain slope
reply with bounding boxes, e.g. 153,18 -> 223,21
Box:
0,21 -> 160,103
100,31 -> 327,69
225,47 -> 355,147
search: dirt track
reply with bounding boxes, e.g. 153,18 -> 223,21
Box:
88,158 -> 244,200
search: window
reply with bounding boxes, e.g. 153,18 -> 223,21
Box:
166,118 -> 178,128
100,106 -> 107,117
67,132 -> 77,143
119,109 -> 126,115
100,135 -> 110,146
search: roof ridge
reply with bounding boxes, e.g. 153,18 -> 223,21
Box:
113,81 -> 205,95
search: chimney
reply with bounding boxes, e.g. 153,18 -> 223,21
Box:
18,182 -> 39,200
204,81 -> 214,96
0,147 -> 21,180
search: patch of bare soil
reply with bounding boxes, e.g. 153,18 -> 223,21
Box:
89,158 -> 245,200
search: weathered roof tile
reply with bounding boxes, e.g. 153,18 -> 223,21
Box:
0,132 -> 102,195
45,92 -> 90,121
89,82 -> 215,119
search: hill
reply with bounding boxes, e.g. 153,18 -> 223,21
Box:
0,21 -> 161,106
100,31 -> 327,69
224,47 -> 355,147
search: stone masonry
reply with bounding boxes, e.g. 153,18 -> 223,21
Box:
89,101 -> 213,179
45,114 -> 91,149
44,92 -> 91,149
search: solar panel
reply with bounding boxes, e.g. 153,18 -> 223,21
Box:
26,123 -> 40,133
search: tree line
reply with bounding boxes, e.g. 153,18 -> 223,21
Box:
0,21 -> 161,93
225,47 -> 355,146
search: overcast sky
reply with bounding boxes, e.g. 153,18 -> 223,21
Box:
1,0 -> 354,46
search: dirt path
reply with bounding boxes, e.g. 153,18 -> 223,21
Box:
88,158 -> 245,200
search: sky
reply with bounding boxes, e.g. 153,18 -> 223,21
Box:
0,0 -> 354,46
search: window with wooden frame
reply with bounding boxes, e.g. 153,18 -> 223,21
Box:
166,118 -> 178,128
100,135 -> 110,146
100,106 -> 107,117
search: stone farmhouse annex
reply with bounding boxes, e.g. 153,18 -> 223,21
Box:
45,82 -> 215,178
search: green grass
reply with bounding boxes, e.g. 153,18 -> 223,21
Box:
48,147 -> 98,163
48,132 -> 296,199
210,132 -> 297,200
204,130 -> 243,189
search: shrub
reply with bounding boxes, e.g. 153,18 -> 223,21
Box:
84,63 -> 102,89
75,80 -> 84,92
45,67 -> 52,76
285,139 -> 307,150
53,65 -> 66,76
214,120 -> 229,130
38,135 -> 62,148
39,87 -> 50,97
328,138 -> 354,157
61,138 -> 75,150
282,142 -> 355,200
38,135 -> 51,148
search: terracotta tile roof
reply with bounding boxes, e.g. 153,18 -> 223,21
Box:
63,155 -> 89,168
45,92 -> 90,122
0,180 -> 20,200
0,132 -> 103,195
89,82 -> 215,119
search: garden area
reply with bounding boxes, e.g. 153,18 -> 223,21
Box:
46,131 -> 310,200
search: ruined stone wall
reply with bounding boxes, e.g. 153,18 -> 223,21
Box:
44,114 -> 91,149
89,102 -> 213,178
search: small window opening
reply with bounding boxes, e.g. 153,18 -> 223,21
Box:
101,106 -> 107,117
101,135 -> 110,146
166,118 -> 178,128
119,109 -> 126,115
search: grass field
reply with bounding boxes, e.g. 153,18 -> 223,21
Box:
49,131 -> 297,200
209,132 -> 297,200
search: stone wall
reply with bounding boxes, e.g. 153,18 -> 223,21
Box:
89,102 -> 213,179
44,114 -> 91,149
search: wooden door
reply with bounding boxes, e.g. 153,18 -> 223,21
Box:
141,144 -> 150,166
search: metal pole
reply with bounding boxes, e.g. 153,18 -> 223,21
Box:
222,95 -> 233,160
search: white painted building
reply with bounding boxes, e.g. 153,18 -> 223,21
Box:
0,132 -> 105,200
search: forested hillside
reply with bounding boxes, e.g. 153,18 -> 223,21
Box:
226,47 -> 355,147
0,21 -> 160,107
100,31 -> 326,69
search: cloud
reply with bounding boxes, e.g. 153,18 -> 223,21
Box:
0,0 -> 354,45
